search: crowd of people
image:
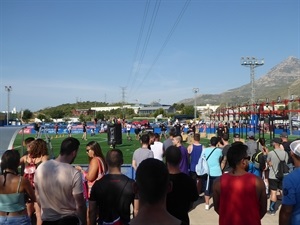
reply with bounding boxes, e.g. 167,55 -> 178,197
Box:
1,125 -> 300,225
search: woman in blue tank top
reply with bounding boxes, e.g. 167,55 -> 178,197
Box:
0,150 -> 36,225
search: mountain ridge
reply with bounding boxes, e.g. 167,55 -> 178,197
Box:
179,56 -> 300,106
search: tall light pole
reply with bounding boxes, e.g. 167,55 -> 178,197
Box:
5,86 -> 12,126
289,88 -> 293,135
241,57 -> 264,110
192,88 -> 199,119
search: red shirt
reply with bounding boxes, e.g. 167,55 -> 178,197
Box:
219,173 -> 261,225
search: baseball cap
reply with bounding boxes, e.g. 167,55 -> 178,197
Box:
233,133 -> 240,138
290,140 -> 300,157
272,138 -> 282,144
247,131 -> 254,138
280,132 -> 288,138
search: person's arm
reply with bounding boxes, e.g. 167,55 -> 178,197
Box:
220,156 -> 227,171
212,177 -> 221,214
74,193 -> 87,225
133,198 -> 139,217
23,177 -> 36,203
89,200 -> 97,225
187,144 -> 193,154
132,159 -> 137,171
279,204 -> 293,225
19,155 -> 26,165
256,177 -> 267,218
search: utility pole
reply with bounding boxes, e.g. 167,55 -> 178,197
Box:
288,88 -> 293,135
121,87 -> 126,119
5,86 -> 12,126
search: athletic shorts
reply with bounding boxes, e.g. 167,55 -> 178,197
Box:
269,178 -> 282,191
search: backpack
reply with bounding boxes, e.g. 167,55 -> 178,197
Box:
252,151 -> 264,170
195,147 -> 217,177
272,151 -> 289,180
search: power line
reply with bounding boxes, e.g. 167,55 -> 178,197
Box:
128,0 -> 161,98
130,0 -> 191,97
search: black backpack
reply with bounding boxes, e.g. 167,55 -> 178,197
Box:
272,151 -> 289,180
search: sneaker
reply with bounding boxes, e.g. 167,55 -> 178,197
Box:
205,204 -> 209,211
269,210 -> 275,216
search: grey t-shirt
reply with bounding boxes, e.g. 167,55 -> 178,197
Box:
132,147 -> 154,169
267,149 -> 288,179
246,140 -> 258,158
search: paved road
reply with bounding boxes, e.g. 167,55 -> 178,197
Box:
189,197 -> 279,225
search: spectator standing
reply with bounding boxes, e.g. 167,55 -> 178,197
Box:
172,135 -> 189,175
279,140 -> 300,225
160,122 -> 168,140
280,131 -> 293,171
173,122 -> 182,136
150,133 -> 164,161
54,123 -> 59,138
233,133 -> 241,143
75,141 -> 107,225
187,133 -> 203,194
0,150 -> 36,225
130,158 -> 183,225
163,128 -> 176,153
82,122 -> 87,141
213,143 -> 267,225
67,123 -> 72,137
267,138 -> 289,215
246,131 -> 257,158
165,146 -> 198,225
20,138 -> 48,225
34,137 -> 87,225
126,122 -> 132,141
202,137 -> 223,210
132,134 -> 154,171
89,149 -> 136,225
220,133 -> 231,173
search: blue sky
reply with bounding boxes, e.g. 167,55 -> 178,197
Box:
0,0 -> 299,112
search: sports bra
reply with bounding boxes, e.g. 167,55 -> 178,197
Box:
0,176 -> 26,212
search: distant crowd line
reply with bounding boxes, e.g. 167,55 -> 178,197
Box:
1,122 -> 300,225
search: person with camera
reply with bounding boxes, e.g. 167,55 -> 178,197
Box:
267,138 -> 289,215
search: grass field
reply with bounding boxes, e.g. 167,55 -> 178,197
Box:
12,131 -> 300,165
13,132 -> 211,165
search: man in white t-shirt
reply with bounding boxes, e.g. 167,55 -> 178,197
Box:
34,137 -> 86,225
150,133 -> 164,161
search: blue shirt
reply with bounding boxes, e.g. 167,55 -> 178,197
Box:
190,144 -> 202,172
203,147 -> 223,177
282,167 -> 300,225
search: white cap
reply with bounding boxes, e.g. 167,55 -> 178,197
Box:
290,140 -> 300,157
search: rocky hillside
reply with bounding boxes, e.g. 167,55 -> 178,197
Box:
180,56 -> 300,106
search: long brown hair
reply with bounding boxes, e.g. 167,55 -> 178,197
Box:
86,141 -> 107,172
29,138 -> 48,158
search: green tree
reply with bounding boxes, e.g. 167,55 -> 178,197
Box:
182,105 -> 194,116
172,103 -> 185,111
22,109 -> 33,122
96,112 -> 105,120
37,113 -> 47,121
153,108 -> 166,118
49,109 -> 65,119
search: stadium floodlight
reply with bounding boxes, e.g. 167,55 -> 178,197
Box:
192,88 -> 199,119
241,57 -> 264,109
5,86 -> 12,126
